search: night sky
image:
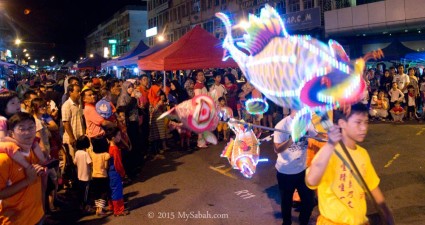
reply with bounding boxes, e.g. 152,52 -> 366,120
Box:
6,0 -> 145,62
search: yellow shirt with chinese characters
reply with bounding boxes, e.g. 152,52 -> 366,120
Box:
308,144 -> 380,225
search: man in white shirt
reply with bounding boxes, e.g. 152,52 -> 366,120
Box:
393,65 -> 410,106
62,84 -> 85,159
209,73 -> 227,104
274,109 -> 317,225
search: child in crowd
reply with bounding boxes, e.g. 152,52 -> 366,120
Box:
370,90 -> 378,107
390,101 -> 405,123
105,126 -> 129,217
217,97 -> 233,141
149,92 -> 168,154
89,137 -> 111,216
73,135 -> 92,212
388,82 -> 404,110
96,89 -> 117,123
406,85 -> 416,120
369,91 -> 389,121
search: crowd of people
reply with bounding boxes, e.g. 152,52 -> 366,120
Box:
0,67 -> 286,223
362,64 -> 425,122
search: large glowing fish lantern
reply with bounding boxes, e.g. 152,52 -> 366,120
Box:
216,5 -> 382,141
221,119 -> 260,178
158,95 -> 219,144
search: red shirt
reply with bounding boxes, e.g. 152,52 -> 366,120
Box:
194,82 -> 208,95
109,145 -> 125,178
392,106 -> 404,113
138,86 -> 150,108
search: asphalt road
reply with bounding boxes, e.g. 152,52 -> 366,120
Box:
49,122 -> 425,225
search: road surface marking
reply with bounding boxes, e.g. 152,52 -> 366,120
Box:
209,166 -> 237,179
235,190 -> 256,199
416,128 -> 425,136
384,153 -> 400,168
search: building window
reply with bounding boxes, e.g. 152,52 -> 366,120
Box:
276,0 -> 286,14
303,0 -> 314,9
203,21 -> 214,33
201,0 -> 207,11
167,33 -> 174,42
255,7 -> 261,17
215,0 -> 220,6
164,11 -> 169,23
288,0 -> 300,12
192,0 -> 201,13
221,0 -> 226,4
182,4 -> 188,17
208,0 -> 212,8
186,2 -> 191,15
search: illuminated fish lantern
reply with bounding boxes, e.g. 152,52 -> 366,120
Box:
221,118 -> 260,178
216,4 -> 382,141
245,98 -> 269,115
158,94 -> 219,144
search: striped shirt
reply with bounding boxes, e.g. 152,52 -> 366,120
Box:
62,98 -> 85,143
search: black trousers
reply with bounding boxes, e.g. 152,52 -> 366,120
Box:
276,170 -> 315,225
78,180 -> 90,207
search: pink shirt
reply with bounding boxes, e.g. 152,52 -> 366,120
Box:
83,104 -> 105,138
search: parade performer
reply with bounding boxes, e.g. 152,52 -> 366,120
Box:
306,104 -> 394,225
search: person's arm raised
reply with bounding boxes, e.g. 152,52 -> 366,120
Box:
306,125 -> 341,187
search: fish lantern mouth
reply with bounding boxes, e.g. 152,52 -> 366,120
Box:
188,95 -> 219,133
300,68 -> 365,107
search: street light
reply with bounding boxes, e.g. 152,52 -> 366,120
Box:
15,38 -> 21,46
25,53 -> 29,57
89,54 -> 94,58
23,49 -> 27,52
157,35 -> 165,42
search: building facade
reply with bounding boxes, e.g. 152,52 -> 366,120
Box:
146,0 -> 329,46
324,0 -> 425,59
85,5 -> 148,58
0,12 -> 16,62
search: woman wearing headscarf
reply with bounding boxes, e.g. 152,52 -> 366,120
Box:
168,80 -> 189,107
116,81 -> 140,177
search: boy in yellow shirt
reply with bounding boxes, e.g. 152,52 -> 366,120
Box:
306,103 -> 394,225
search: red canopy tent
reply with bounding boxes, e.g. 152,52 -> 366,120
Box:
138,25 -> 237,70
